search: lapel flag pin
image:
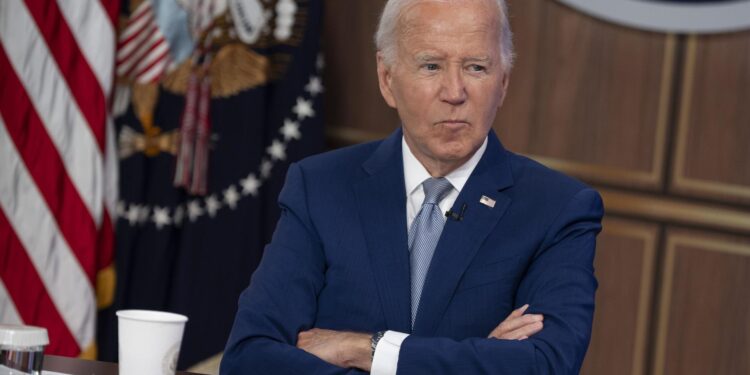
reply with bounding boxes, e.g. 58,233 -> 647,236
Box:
480,195 -> 496,208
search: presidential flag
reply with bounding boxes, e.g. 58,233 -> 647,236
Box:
0,0 -> 119,358
99,0 -> 325,367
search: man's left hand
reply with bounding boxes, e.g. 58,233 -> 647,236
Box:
297,328 -> 372,371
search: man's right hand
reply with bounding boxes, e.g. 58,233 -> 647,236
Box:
487,304 -> 544,340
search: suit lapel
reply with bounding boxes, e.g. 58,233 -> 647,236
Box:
413,132 -> 515,335
354,129 -> 412,333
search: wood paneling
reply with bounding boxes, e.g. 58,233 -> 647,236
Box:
581,219 -> 658,375
489,0 -> 545,140
654,230 -> 750,375
671,33 -> 750,205
495,0 -> 673,190
323,0 -> 398,138
600,188 -> 750,236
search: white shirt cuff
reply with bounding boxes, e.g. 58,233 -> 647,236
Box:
370,331 -> 409,375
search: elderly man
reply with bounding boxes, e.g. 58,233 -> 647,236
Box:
221,0 -> 603,373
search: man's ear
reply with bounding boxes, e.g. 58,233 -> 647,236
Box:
497,72 -> 510,109
376,52 -> 397,109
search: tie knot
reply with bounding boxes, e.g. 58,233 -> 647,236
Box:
422,177 -> 453,205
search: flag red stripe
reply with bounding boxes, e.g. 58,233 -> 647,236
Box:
122,35 -> 166,77
98,0 -> 120,30
0,208 -> 81,356
23,0 -> 106,153
140,58 -> 170,83
134,47 -> 169,78
117,12 -> 156,54
116,23 -> 159,70
125,0 -> 151,27
117,23 -> 160,70
0,47 -> 97,285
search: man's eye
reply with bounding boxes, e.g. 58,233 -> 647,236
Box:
469,64 -> 486,72
423,63 -> 439,71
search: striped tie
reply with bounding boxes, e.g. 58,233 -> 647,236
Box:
408,177 -> 453,327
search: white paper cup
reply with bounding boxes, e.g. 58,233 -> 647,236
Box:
117,310 -> 188,375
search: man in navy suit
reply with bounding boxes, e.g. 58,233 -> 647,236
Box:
221,0 -> 603,373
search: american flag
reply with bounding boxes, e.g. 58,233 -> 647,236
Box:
116,0 -> 171,83
0,0 -> 119,358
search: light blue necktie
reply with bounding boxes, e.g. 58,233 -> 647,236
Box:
408,177 -> 453,327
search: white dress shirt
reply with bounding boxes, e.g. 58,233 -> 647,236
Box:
370,135 -> 488,375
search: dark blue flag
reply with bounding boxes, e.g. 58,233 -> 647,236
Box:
98,0 -> 324,368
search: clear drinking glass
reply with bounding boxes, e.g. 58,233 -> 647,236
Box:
0,325 -> 48,375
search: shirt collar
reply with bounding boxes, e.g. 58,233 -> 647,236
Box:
402,136 -> 488,196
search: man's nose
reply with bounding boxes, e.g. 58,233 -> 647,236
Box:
440,68 -> 467,105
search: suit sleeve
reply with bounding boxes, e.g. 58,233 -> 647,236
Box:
220,163 -> 366,375
397,188 -> 604,375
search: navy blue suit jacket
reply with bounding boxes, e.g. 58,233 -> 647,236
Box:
221,129 -> 603,374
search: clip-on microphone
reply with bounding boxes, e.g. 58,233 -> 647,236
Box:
445,203 -> 467,221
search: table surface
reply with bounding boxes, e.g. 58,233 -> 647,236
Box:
43,355 -> 205,375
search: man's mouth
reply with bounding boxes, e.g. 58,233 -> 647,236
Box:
436,120 -> 470,129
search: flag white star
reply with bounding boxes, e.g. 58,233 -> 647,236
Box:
116,201 -> 127,217
241,173 -> 261,196
205,195 -> 222,217
280,119 -> 301,141
293,97 -> 315,120
152,206 -> 171,230
267,139 -> 287,161
305,76 -> 324,97
188,200 -> 204,222
224,185 -> 241,210
126,204 -> 140,226
137,205 -> 150,224
260,159 -> 274,178
316,54 -> 325,70
173,205 -> 185,227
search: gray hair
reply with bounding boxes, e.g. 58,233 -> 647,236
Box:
375,0 -> 515,70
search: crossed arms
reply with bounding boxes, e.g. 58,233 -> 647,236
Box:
296,303 -> 544,372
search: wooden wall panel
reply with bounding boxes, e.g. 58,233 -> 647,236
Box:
671,33 -> 750,205
323,0 -> 397,142
653,230 -> 750,375
488,0 -> 545,139
496,1 -> 673,190
600,188 -> 750,236
581,219 -> 658,375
